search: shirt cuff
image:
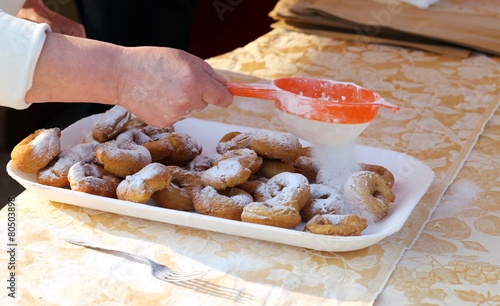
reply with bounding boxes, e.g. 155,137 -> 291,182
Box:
0,11 -> 51,109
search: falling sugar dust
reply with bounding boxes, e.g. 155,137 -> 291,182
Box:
312,140 -> 360,190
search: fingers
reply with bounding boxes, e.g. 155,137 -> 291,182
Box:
69,24 -> 87,38
188,54 -> 228,85
197,72 -> 232,108
201,64 -> 228,85
18,0 -> 87,38
57,15 -> 87,38
189,57 -> 233,108
58,24 -> 86,38
169,50 -> 232,107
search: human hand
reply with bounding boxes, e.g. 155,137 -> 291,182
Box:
116,47 -> 233,127
17,0 -> 86,37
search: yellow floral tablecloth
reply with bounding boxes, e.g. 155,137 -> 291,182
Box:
1,7 -> 499,306
379,108 -> 500,304
206,27 -> 500,305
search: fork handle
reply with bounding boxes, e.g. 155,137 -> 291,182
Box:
65,237 -> 149,263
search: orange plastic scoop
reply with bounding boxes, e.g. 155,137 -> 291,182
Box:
226,77 -> 399,124
226,78 -> 400,144
226,78 -> 399,145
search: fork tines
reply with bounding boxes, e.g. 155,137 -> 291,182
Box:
160,270 -> 210,282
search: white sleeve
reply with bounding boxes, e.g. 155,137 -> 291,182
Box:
0,10 -> 51,109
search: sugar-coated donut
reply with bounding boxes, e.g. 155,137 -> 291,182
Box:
359,163 -> 395,187
11,128 -> 61,173
116,163 -> 171,203
193,186 -> 253,221
37,150 -> 81,187
304,214 -> 368,236
216,131 -> 255,154
152,166 -> 201,211
142,137 -> 174,162
68,162 -> 121,198
139,126 -> 175,154
343,171 -> 396,223
300,184 -> 344,222
240,172 -> 310,229
249,130 -> 303,163
71,143 -> 98,164
116,126 -> 174,162
92,105 -> 131,142
125,114 -> 148,129
290,156 -> 318,183
159,132 -> 202,164
201,158 -> 252,190
95,140 -> 152,178
214,148 -> 262,174
300,146 -> 314,157
82,132 -> 100,144
186,154 -> 220,173
140,125 -> 174,138
241,202 -> 302,229
256,159 -> 295,179
253,172 -> 310,210
236,179 -> 266,197
115,127 -> 151,145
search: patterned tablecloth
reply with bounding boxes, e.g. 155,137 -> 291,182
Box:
1,5 -> 499,306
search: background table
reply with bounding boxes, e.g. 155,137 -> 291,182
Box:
1,11 -> 499,306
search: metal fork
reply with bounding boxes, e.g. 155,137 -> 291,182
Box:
65,237 -> 209,282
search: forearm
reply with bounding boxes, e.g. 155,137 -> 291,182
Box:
26,32 -> 123,105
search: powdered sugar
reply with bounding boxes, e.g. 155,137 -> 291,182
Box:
68,162 -> 100,179
318,214 -> 350,226
115,128 -> 151,144
308,184 -> 344,214
187,153 -> 219,172
94,105 -> 128,128
71,143 -> 98,163
91,106 -> 131,141
230,193 -> 253,207
98,141 -> 151,162
313,141 -> 360,189
277,92 -> 314,117
31,129 -> 60,157
256,172 -> 309,204
128,163 -> 164,182
38,150 -> 80,180
203,159 -> 244,181
117,163 -> 168,197
200,158 -> 251,191
252,130 -> 300,150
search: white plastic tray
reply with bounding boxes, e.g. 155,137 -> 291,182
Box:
7,115 -> 434,252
